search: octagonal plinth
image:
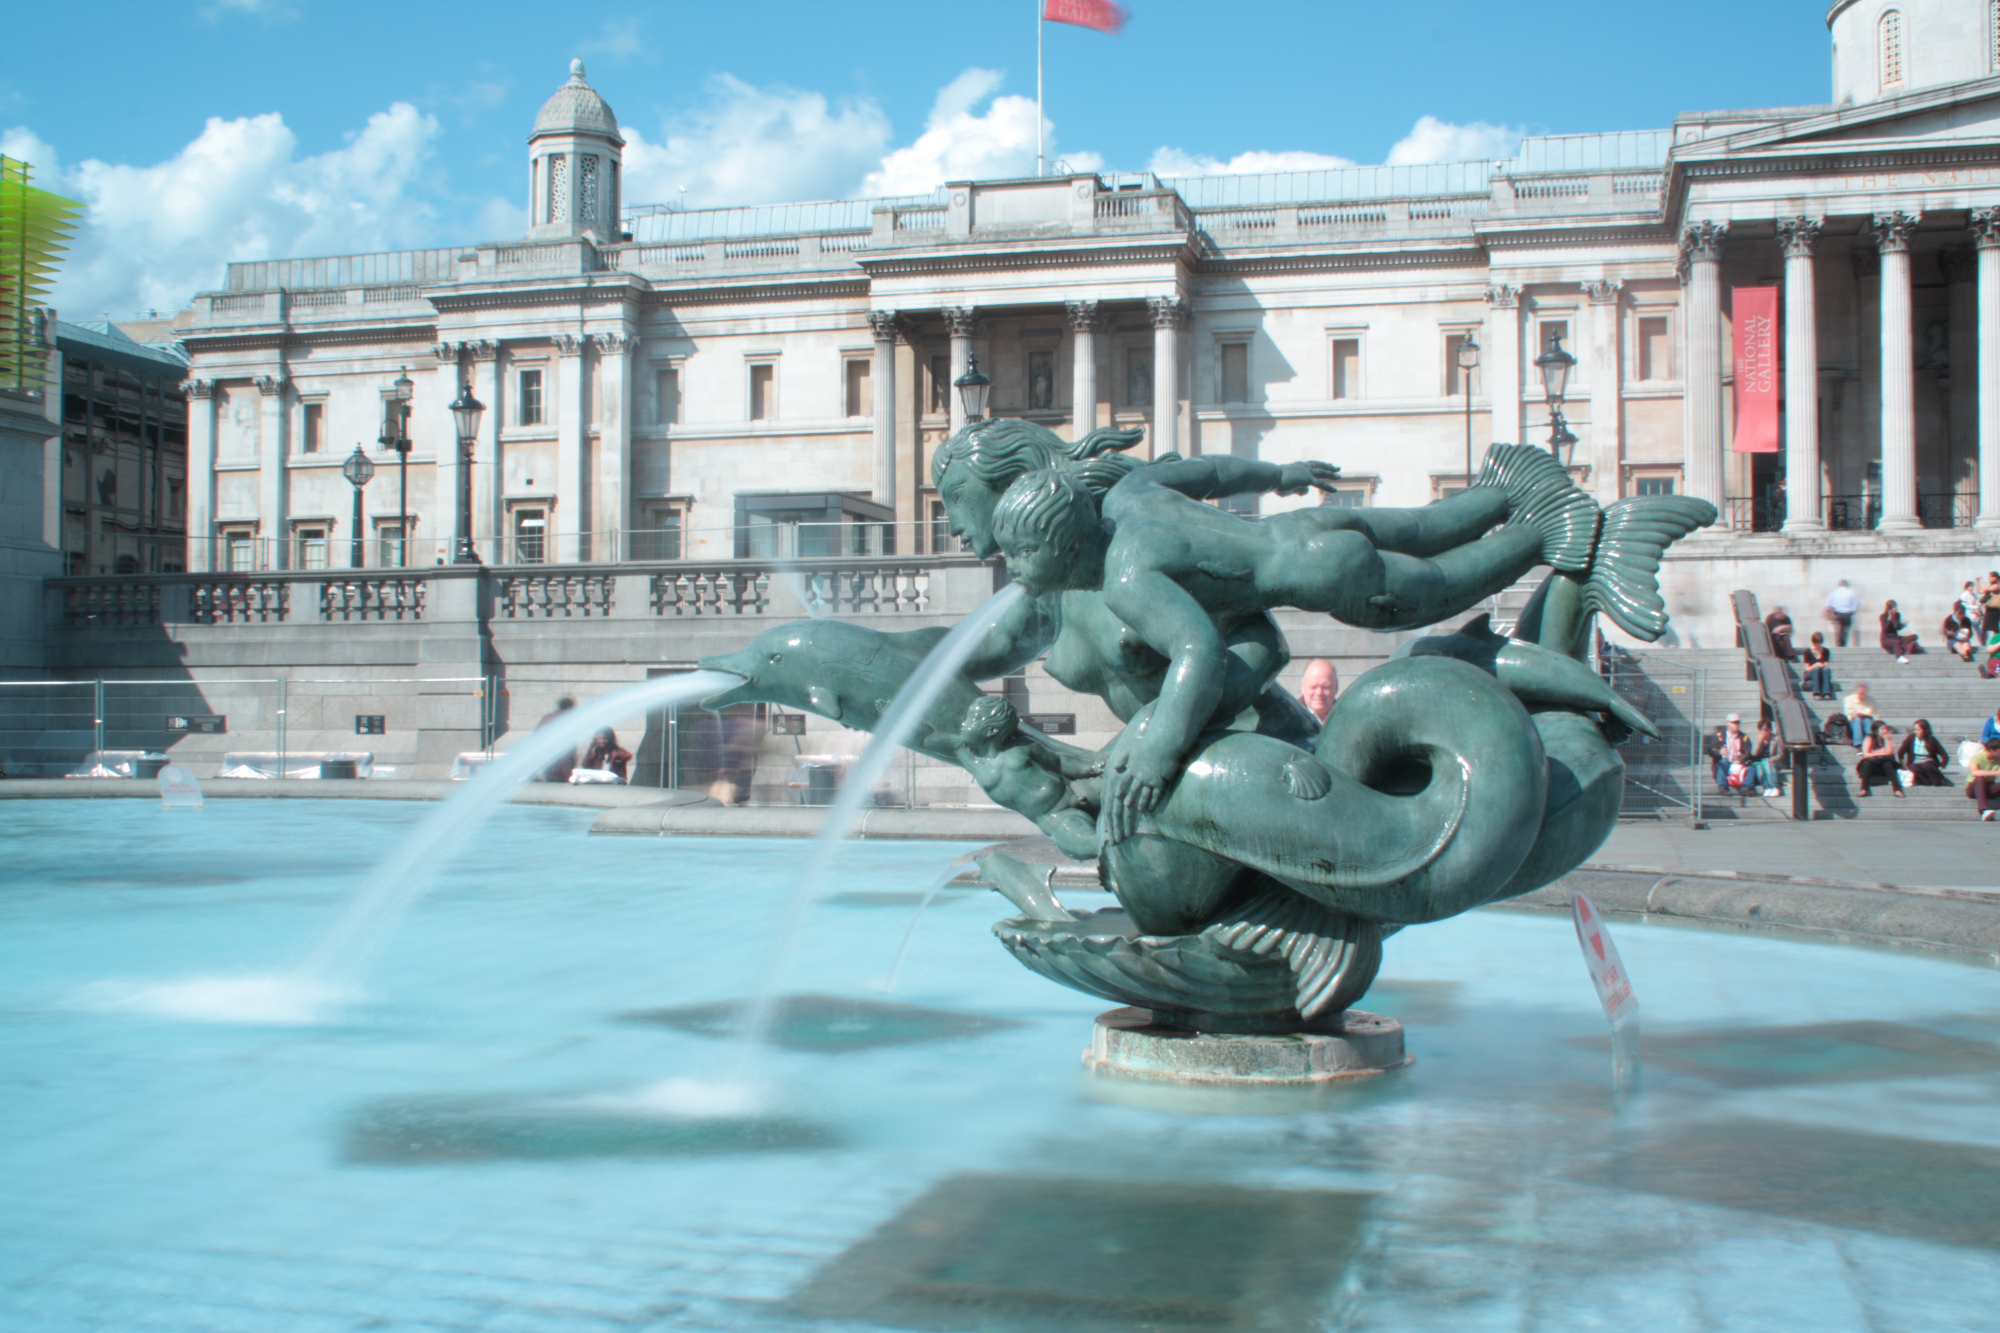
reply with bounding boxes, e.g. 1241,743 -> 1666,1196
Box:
1084,1006 -> 1410,1084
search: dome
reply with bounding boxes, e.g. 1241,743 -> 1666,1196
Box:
533,59 -> 620,140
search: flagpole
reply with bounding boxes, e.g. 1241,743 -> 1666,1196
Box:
1036,0 -> 1045,176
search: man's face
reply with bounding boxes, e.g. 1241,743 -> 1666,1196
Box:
1300,667 -> 1336,720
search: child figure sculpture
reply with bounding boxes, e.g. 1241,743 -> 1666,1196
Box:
948,695 -> 1104,860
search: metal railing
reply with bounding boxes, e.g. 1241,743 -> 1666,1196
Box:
1919,491 -> 1979,529
1722,495 -> 1783,534
1824,493 -> 1882,531
1601,649 -> 1706,823
1729,590 -> 1818,821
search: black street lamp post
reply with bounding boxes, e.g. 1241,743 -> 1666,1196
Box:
340,446 -> 375,568
1456,331 -> 1480,486
1534,333 -> 1578,468
449,381 -> 485,564
954,353 -> 991,422
378,368 -> 415,567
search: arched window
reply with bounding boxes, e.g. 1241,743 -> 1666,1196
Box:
1881,9 -> 1905,89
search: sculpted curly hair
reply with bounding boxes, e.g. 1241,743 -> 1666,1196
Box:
931,418 -> 1145,496
991,468 -> 1103,557
961,693 -> 1019,737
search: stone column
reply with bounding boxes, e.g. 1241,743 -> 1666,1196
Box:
469,341 -> 501,559
1149,296 -> 1188,458
433,342 -> 467,560
1586,279 -> 1623,504
869,311 -> 900,508
944,307 -> 974,438
1975,208 -> 2000,530
1778,217 -> 1825,532
1485,285 -> 1521,447
186,380 -> 216,572
1679,221 -> 1728,508
1872,210 -> 1923,531
1067,300 -> 1101,438
554,333 -> 587,561
596,332 -> 635,559
255,373 -> 289,568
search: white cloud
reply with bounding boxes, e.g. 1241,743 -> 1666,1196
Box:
1148,147 -> 1355,177
1385,116 -> 1523,166
577,17 -> 648,63
862,69 -> 1099,196
621,75 -> 892,209
6,103 -> 440,319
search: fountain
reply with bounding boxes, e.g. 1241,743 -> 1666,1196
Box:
701,429 -> 1719,1083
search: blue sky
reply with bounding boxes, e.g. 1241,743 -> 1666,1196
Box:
3,1 -> 1833,319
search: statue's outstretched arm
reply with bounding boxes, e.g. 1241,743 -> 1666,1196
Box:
1129,456 -> 1339,503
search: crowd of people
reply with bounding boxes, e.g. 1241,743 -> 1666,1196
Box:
1780,572 -> 2000,671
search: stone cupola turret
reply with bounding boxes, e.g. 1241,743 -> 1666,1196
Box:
528,59 -> 623,243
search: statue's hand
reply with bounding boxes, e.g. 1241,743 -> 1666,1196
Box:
1104,731 -> 1177,843
1277,461 -> 1342,496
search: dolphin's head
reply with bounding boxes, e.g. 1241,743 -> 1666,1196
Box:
1391,612 -> 1507,673
698,621 -> 883,720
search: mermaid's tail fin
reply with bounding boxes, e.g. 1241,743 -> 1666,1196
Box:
1473,443 -> 1600,573
1582,496 -> 1719,641
1205,882 -> 1380,1019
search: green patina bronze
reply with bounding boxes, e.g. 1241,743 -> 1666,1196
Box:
703,421 -> 1714,1030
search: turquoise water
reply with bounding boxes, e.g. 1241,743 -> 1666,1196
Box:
5,799 -> 2000,1332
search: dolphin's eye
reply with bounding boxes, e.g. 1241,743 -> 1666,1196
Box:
768,653 -> 783,664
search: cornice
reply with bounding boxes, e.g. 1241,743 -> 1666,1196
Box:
858,241 -> 1195,279
642,280 -> 869,307
1196,247 -> 1481,276
1676,141 -> 2000,179
181,323 -> 439,355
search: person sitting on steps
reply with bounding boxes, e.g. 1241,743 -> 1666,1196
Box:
1800,632 -> 1834,699
1843,682 -> 1878,747
1764,605 -> 1796,660
1749,717 -> 1785,798
1856,721 -> 1902,798
1898,718 -> 1950,788
1706,714 -> 1755,795
1968,737 -> 2000,822
1879,599 -> 1920,662
1945,603 -> 1980,664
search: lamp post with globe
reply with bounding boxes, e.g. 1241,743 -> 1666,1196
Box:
378,368 -> 415,567
449,382 -> 485,563
1535,332 -> 1579,468
955,353 -> 991,422
341,447 -> 375,569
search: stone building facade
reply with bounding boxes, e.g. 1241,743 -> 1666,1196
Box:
175,3 -> 2000,646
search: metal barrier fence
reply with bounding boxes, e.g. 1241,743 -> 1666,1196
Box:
0,675 -> 986,808
1602,651 -> 1707,823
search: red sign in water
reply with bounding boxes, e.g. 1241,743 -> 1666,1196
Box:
1733,285 -> 1780,453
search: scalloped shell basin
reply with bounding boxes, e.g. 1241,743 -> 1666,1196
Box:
5,798 -> 2000,1331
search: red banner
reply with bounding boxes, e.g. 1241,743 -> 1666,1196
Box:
1732,285 -> 1780,453
1045,0 -> 1129,33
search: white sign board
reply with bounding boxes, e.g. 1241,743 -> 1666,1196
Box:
158,764 -> 204,811
1571,892 -> 1637,1025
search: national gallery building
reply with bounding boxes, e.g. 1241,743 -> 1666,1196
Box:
175,0 -> 2000,642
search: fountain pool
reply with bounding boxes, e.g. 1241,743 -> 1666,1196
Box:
6,797 -> 2000,1332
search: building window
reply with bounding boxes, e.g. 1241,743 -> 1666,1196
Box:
1636,316 -> 1672,381
300,402 -> 323,453
375,521 -> 407,568
223,529 -> 256,572
1219,342 -> 1249,404
1027,349 -> 1055,410
519,369 -> 543,426
1881,9 -> 1905,88
1443,333 -> 1480,396
1634,475 -> 1676,497
1126,349 -> 1153,408
295,526 -> 328,570
632,505 -> 683,561
1322,488 -> 1368,509
928,496 -> 955,553
749,363 -> 776,421
655,366 -> 681,426
846,359 -> 872,418
512,509 -> 545,564
1331,338 -> 1361,399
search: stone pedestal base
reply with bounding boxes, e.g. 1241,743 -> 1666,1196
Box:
1083,1007 -> 1410,1084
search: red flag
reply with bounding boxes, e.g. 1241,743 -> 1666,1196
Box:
1045,0 -> 1128,34
1732,285 -> 1780,453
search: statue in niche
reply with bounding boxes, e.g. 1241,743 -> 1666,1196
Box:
1126,352 -> 1151,409
703,417 -> 1714,1031
1028,350 -> 1055,411
1922,319 -> 1950,374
